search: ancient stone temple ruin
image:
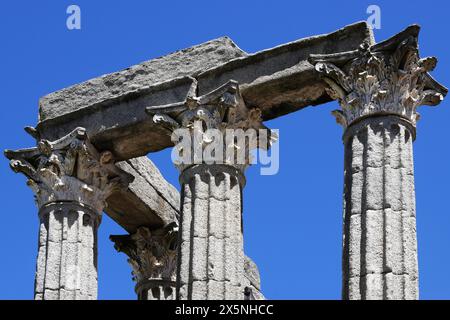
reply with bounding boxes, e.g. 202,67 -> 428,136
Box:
4,22 -> 447,300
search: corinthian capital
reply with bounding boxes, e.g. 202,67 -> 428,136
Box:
146,79 -> 276,171
110,223 -> 178,283
146,78 -> 268,133
4,127 -> 134,213
309,25 -> 447,128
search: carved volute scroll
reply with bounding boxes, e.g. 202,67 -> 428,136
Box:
145,79 -> 276,172
111,223 -> 178,284
308,25 -> 447,300
309,25 -> 447,129
4,127 -> 134,213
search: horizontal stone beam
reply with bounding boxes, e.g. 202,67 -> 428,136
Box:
196,22 -> 372,120
36,22 -> 372,160
105,157 -> 179,233
38,37 -> 247,122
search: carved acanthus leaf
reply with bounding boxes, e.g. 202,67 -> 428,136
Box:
146,80 -> 267,133
4,127 -> 133,212
309,25 -> 447,128
146,79 -> 275,171
111,223 -> 178,283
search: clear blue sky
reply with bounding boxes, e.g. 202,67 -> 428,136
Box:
0,0 -> 449,300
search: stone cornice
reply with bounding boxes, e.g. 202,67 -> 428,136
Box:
34,22 -> 371,160
309,25 -> 447,128
4,127 -> 134,213
110,223 -> 178,283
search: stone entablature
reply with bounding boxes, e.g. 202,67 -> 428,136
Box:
4,22 -> 447,301
35,22 -> 371,160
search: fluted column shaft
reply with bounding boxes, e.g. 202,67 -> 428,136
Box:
35,202 -> 100,300
342,116 -> 418,299
309,26 -> 447,300
5,127 -> 133,300
136,279 -> 176,300
146,80 -> 270,300
177,164 -> 245,300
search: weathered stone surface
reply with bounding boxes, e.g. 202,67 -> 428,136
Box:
105,156 -> 179,233
197,22 -> 373,120
36,22 -> 372,160
39,37 -> 247,122
111,220 -> 266,300
309,25 -> 447,300
110,224 -> 178,300
35,202 -> 100,300
4,127 -> 134,300
342,116 -> 418,300
4,127 -> 133,213
243,256 -> 265,300
309,25 -> 447,129
177,165 -> 245,300
145,79 -> 271,172
244,256 -> 261,291
7,21 -> 447,301
145,80 -> 267,300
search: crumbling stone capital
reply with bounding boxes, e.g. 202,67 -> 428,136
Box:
4,127 -> 134,300
308,26 -> 447,300
111,223 -> 178,300
309,25 -> 447,129
146,79 -> 275,172
4,127 -> 134,214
